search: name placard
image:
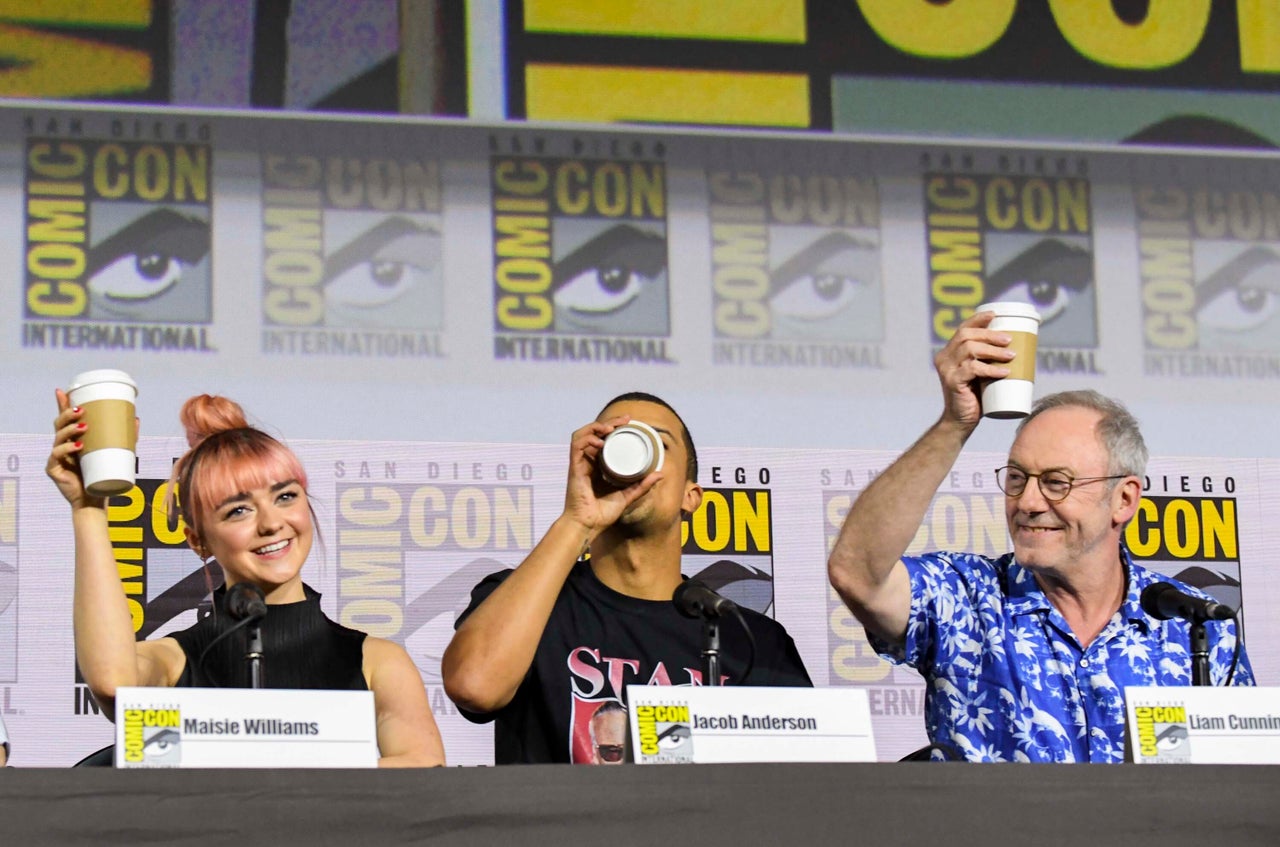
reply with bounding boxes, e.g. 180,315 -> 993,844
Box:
114,687 -> 378,768
1126,686 -> 1280,764
625,685 -> 875,764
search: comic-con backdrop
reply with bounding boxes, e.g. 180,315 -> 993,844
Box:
8,2 -> 1280,146
2,102 -> 1280,765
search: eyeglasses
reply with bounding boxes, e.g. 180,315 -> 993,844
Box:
596,744 -> 625,763
994,466 -> 1127,502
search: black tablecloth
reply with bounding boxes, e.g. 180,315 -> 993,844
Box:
3,762 -> 1278,846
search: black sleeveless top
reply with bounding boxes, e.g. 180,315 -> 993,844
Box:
171,583 -> 368,690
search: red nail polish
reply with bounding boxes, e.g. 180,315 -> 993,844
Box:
72,406 -> 81,413
75,423 -> 87,430
73,441 -> 82,448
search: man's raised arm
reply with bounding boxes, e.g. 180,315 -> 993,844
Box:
441,417 -> 658,714
828,312 -> 1013,643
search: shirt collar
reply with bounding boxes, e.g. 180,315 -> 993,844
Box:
1005,546 -> 1151,632
1120,549 -> 1156,633
1005,556 -> 1051,616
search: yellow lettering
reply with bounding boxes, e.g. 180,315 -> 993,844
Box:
1049,0 -> 1210,69
857,0 -> 1015,58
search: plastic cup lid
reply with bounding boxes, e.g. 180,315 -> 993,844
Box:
68,369 -> 138,392
603,427 -> 655,476
976,301 -> 1041,322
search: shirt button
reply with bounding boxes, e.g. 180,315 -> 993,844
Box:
1080,658 -> 1090,668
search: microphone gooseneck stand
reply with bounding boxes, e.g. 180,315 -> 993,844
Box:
226,581 -> 268,688
1190,621 -> 1210,687
702,617 -> 722,687
245,622 -> 265,689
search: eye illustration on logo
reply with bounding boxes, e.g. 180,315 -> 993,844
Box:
0,560 -> 15,616
322,216 -> 442,328
1155,723 -> 1188,753
86,208 -> 211,320
985,238 -> 1093,344
143,728 -> 182,762
551,223 -> 668,334
136,557 -> 224,640
1195,246 -> 1280,349
657,723 -> 692,752
691,559 -> 773,616
401,558 -> 510,682
1163,565 -> 1241,618
767,231 -> 881,341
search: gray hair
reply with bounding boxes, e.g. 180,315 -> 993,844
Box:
1017,390 -> 1148,478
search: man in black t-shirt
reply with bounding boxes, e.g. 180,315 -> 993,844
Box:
442,392 -> 812,764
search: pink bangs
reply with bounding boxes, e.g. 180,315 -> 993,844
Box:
176,429 -> 308,539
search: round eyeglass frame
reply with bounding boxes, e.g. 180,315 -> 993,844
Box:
994,465 -> 1127,502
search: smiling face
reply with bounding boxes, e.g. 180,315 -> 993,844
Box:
597,399 -> 701,533
178,428 -> 313,602
191,479 -> 313,600
1004,405 -> 1139,579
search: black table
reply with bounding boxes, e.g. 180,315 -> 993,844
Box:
3,762 -> 1277,846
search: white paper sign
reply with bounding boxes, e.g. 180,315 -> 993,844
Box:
114,687 -> 378,768
1126,686 -> 1280,764
625,685 -> 875,764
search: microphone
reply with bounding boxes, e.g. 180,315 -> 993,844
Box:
1140,582 -> 1235,623
226,582 -> 267,621
673,579 -> 736,619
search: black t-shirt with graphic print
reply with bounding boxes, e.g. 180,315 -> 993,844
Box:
455,561 -> 813,764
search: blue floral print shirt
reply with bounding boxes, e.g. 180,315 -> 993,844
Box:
871,548 -> 1254,762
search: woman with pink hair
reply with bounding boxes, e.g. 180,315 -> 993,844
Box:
48,391 -> 445,767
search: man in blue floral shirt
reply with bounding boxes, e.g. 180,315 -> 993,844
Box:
828,310 -> 1253,762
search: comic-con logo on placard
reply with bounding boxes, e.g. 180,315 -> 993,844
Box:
75,478 -> 205,717
1133,703 -> 1191,763
0,476 -> 17,685
1127,472 -> 1243,616
635,701 -> 693,764
822,465 -> 1005,719
1136,181 -> 1280,378
924,153 -> 1100,375
260,152 -> 444,357
681,470 -> 775,616
122,705 -> 182,766
490,134 -> 672,364
22,117 -> 214,353
709,168 -> 884,369
333,461 -> 535,718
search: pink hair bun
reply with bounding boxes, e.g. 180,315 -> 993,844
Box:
180,395 -> 249,448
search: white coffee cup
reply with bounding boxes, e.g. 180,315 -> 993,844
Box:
977,301 -> 1041,419
67,369 -> 138,497
600,421 -> 664,486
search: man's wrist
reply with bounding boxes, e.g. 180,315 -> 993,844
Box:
552,513 -> 596,558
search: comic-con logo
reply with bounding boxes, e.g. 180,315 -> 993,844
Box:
333,469 -> 535,716
77,478 -> 199,716
23,133 -> 214,352
122,706 -> 182,766
709,170 -> 884,369
681,475 -> 774,615
925,161 -> 1100,375
1126,473 -> 1242,612
823,469 -> 1004,720
490,148 -> 672,363
261,154 -> 444,357
0,476 -> 17,684
635,702 -> 693,764
1136,183 -> 1280,378
1133,704 -> 1191,763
